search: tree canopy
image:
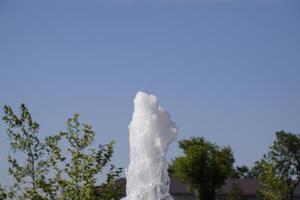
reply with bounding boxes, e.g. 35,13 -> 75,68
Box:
253,131 -> 300,200
1,104 -> 121,200
170,137 -> 235,200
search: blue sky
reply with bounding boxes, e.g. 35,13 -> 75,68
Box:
0,0 -> 300,183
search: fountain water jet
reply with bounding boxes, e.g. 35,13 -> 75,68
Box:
122,91 -> 178,200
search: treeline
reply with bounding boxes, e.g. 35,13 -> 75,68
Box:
0,104 -> 300,200
170,132 -> 300,200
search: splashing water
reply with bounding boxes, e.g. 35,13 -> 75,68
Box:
122,91 -> 178,200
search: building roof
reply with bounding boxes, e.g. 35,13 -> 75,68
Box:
170,177 -> 300,196
217,179 -> 259,196
169,177 -> 190,194
96,177 -> 300,197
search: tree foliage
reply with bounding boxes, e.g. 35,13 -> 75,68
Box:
95,166 -> 124,200
254,160 -> 289,200
170,137 -> 235,200
1,105 -> 121,200
253,130 -> 300,200
2,104 -> 51,200
232,165 -> 253,179
45,113 -> 122,200
0,185 -> 7,200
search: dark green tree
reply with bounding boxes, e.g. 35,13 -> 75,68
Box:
0,185 -> 7,200
233,165 -> 253,179
170,137 -> 235,200
253,131 -> 300,200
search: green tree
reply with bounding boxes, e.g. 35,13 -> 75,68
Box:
2,105 -> 122,200
253,131 -> 300,200
45,113 -> 122,200
170,137 -> 235,200
254,160 -> 289,200
2,104 -> 52,200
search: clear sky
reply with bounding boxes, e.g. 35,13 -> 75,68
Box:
0,0 -> 300,184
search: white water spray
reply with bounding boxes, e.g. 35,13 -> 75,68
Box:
122,91 -> 178,200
